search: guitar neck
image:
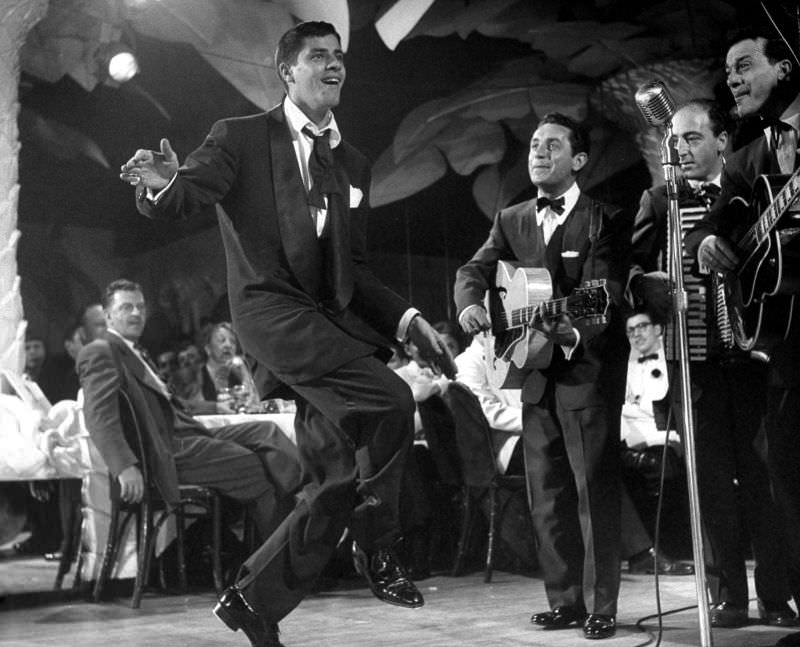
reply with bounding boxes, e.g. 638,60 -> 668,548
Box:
508,295 -> 572,328
739,169 -> 800,254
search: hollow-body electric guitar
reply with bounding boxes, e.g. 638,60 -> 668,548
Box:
483,260 -> 609,389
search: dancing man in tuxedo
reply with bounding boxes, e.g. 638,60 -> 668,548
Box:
631,98 -> 792,627
685,25 -> 800,646
119,21 -> 454,647
454,113 -> 631,640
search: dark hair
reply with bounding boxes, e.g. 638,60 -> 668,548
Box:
626,305 -> 667,329
536,112 -> 591,156
679,98 -> 730,137
102,279 -> 143,309
432,320 -> 465,354
201,321 -> 240,350
275,21 -> 341,77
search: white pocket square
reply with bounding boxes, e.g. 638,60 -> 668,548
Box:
349,186 -> 363,208
561,250 -> 580,258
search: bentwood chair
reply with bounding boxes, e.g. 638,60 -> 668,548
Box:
92,391 -> 223,608
441,382 -> 529,582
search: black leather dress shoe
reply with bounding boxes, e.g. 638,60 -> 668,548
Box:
628,547 -> 694,575
709,601 -> 749,628
530,606 -> 587,628
214,586 -> 284,647
583,614 -> 616,639
759,601 -> 798,627
776,631 -> 800,646
352,541 -> 424,608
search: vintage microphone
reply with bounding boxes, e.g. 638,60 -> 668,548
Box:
634,80 -> 713,647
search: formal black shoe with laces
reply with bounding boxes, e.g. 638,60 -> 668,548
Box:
352,541 -> 424,608
583,614 -> 616,639
628,547 -> 694,575
530,605 -> 587,628
214,586 -> 284,647
709,601 -> 749,628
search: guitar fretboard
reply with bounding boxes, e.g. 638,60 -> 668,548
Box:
504,297 -> 572,328
739,171 -> 800,253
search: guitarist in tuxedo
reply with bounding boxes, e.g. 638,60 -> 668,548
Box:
685,26 -> 800,644
632,99 -> 792,627
455,113 -> 631,640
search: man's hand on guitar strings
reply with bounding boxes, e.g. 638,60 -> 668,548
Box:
535,310 -> 578,348
698,235 -> 738,274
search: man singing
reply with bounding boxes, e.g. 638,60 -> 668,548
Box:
685,25 -> 800,646
120,20 -> 454,647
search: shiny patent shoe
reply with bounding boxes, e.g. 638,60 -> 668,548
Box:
213,586 -> 284,647
352,541 -> 424,608
583,614 -> 616,639
530,605 -> 587,628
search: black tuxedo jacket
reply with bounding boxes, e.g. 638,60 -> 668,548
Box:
685,134 -> 800,386
77,331 -> 211,504
137,106 -> 411,395
454,193 -> 631,408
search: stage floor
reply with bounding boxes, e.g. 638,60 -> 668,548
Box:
0,564 -> 796,647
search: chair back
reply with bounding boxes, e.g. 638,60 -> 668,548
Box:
108,390 -> 158,505
442,382 -> 500,488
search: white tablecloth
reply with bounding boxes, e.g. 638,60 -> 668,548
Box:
194,412 -> 296,443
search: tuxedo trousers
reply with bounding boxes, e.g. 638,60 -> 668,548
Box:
687,359 -> 790,608
234,356 -> 415,624
522,387 -> 621,616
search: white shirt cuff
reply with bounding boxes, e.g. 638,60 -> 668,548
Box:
146,173 -> 178,203
561,327 -> 581,361
396,308 -> 421,343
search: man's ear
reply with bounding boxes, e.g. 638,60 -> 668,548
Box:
654,324 -> 663,337
572,151 -> 588,173
777,59 -> 792,81
278,62 -> 293,84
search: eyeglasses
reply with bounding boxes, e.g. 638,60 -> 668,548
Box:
626,322 -> 652,336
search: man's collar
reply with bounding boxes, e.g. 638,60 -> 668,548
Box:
535,182 -> 580,226
106,327 -> 137,349
283,96 -> 342,149
687,173 -> 721,190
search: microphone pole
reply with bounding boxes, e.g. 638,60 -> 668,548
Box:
634,80 -> 713,647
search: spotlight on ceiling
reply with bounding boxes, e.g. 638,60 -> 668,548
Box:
106,44 -> 139,83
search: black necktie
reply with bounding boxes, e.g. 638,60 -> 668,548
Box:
638,353 -> 659,363
303,126 -> 340,209
536,195 -> 565,215
134,343 -> 159,373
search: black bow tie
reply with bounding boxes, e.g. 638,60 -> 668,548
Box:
694,182 -> 720,208
536,195 -> 565,215
303,126 -> 340,209
638,353 -> 659,363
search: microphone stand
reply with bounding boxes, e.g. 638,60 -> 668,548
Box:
660,125 -> 713,646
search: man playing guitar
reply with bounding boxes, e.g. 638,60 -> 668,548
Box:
685,25 -> 800,646
455,113 -> 631,640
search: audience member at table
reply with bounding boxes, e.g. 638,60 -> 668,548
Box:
200,322 -> 262,414
77,278 -> 303,549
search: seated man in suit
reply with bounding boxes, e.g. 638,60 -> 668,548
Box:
77,278 -> 303,549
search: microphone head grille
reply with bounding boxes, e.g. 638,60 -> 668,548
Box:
635,81 -> 676,126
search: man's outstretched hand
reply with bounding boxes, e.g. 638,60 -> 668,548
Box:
407,316 -> 457,379
119,138 -> 179,194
